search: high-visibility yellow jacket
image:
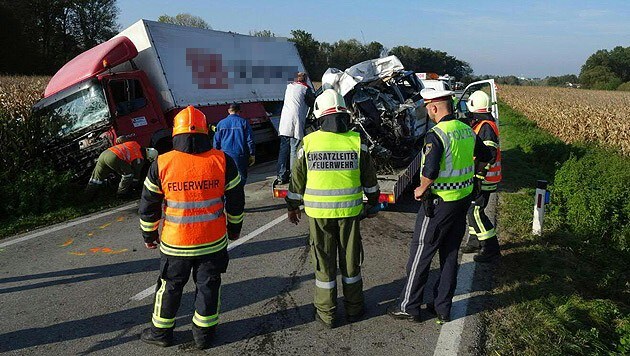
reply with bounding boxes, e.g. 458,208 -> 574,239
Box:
426,120 -> 476,201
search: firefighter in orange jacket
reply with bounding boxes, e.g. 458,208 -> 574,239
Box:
138,106 -> 244,349
461,91 -> 502,262
85,138 -> 147,198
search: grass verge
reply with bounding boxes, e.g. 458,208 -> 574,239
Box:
0,181 -> 134,240
485,102 -> 630,355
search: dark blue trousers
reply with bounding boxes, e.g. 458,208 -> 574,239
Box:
398,194 -> 471,318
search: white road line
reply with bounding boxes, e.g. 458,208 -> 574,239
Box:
0,202 -> 138,249
130,212 -> 290,301
433,253 -> 477,356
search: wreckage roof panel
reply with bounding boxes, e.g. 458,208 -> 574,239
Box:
44,36 -> 138,98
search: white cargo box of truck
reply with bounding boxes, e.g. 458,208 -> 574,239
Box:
116,20 -> 307,134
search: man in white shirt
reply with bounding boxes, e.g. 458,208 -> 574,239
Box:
275,72 -> 315,184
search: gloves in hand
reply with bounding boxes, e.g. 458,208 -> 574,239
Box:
144,235 -> 160,249
288,209 -> 301,225
472,175 -> 484,198
248,156 -> 256,166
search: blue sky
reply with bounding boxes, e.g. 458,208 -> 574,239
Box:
117,0 -> 630,77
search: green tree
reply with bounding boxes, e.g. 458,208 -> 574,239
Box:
580,46 -> 630,90
71,0 -> 119,49
617,82 -> 630,91
249,29 -> 275,37
389,45 -> 472,79
579,65 -> 622,90
546,74 -> 578,87
157,13 -> 210,29
289,29 -> 328,80
0,0 -> 120,74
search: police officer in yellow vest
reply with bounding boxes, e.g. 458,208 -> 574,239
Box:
461,90 -> 502,262
387,89 -> 491,324
285,89 -> 380,329
138,106 -> 244,349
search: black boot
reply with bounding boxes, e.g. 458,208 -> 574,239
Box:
474,237 -> 501,262
140,327 -> 173,347
192,324 -> 216,350
461,235 -> 480,253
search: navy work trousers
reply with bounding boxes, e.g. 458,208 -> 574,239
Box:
397,194 -> 471,318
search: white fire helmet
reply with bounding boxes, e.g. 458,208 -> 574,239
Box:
313,89 -> 348,119
466,90 -> 491,113
145,147 -> 158,161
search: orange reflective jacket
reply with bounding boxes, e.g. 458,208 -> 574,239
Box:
109,141 -> 143,164
473,120 -> 502,184
157,149 -> 228,257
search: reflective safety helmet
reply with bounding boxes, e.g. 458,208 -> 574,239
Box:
172,106 -> 208,136
313,89 -> 348,119
145,147 -> 158,161
466,90 -> 491,113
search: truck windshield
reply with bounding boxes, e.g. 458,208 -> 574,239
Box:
49,83 -> 110,135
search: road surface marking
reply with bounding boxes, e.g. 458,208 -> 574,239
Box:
130,212 -> 290,301
0,203 -> 138,249
60,238 -> 74,247
433,253 -> 477,356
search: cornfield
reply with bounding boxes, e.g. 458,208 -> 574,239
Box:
500,85 -> 630,155
0,76 -> 51,177
0,76 -> 49,119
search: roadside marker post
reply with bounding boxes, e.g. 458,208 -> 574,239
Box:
532,180 -> 549,235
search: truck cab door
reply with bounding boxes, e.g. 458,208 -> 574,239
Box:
456,79 -> 499,125
103,72 -> 166,147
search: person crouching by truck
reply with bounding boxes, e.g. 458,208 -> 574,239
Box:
213,103 -> 256,185
84,136 -> 157,199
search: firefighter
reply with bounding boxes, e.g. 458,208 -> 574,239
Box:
387,89 -> 491,324
85,137 -> 152,198
461,90 -> 502,262
285,89 -> 380,328
138,106 -> 244,349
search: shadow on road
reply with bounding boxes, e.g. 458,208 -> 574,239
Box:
0,273 -> 312,353
244,203 -> 286,213
230,234 -> 308,260
0,259 -> 158,294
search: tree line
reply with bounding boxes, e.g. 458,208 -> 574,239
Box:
288,30 -> 473,81
480,46 -> 630,91
0,0 -> 119,75
579,46 -> 630,91
0,5 -> 472,82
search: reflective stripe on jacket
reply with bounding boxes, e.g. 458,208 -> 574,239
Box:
427,120 -> 476,201
303,130 -> 363,218
473,120 -> 502,184
157,149 -> 227,256
109,141 -> 143,164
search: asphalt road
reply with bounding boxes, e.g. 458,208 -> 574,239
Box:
0,161 -> 482,355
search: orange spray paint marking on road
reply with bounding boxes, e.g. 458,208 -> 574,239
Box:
89,247 -> 102,253
105,248 -> 128,254
116,216 -> 126,222
99,222 -> 112,229
61,239 -> 74,247
69,252 -> 86,256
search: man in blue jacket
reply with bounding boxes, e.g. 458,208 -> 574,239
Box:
213,103 -> 256,184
